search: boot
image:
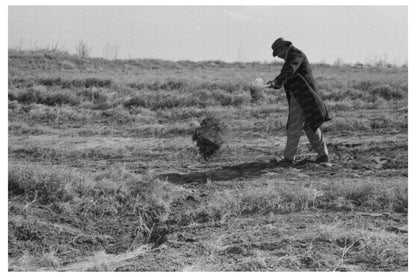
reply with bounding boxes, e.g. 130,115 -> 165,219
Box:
315,154 -> 330,163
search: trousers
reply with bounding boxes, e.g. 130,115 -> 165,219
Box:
283,96 -> 328,161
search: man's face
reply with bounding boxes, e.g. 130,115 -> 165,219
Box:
273,46 -> 287,59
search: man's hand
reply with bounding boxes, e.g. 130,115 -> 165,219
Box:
266,80 -> 275,88
267,80 -> 282,89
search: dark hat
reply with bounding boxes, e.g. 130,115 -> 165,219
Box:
271,37 -> 292,50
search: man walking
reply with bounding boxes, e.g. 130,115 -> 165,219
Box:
268,37 -> 330,165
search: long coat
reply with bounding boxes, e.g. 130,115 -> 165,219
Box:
274,46 -> 330,132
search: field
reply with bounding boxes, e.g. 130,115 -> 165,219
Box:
8,49 -> 408,271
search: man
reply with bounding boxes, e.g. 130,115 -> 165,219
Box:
267,37 -> 330,165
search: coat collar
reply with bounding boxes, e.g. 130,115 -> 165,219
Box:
284,45 -> 294,60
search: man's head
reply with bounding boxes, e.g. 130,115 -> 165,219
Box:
271,37 -> 293,59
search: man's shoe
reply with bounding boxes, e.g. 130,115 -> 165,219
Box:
273,157 -> 294,167
315,155 -> 330,163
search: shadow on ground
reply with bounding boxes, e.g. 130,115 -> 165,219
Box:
157,159 -> 315,184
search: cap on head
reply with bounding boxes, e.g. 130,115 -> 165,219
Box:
272,37 -> 293,57
271,37 -> 293,50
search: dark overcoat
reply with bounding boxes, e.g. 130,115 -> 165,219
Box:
274,46 -> 330,132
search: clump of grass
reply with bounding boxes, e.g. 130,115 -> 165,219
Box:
100,106 -> 137,123
369,113 -> 408,130
8,163 -> 76,204
41,91 -> 81,106
353,80 -> 379,92
38,77 -> 113,89
15,86 -> 80,106
191,90 -> 216,107
8,122 -> 47,135
370,85 -> 404,100
123,95 -> 147,109
8,89 -> 19,101
77,87 -> 108,104
26,104 -> 93,124
14,86 -> 46,104
195,81 -> 245,93
196,181 -> 323,221
392,186 -> 407,213
157,106 -> 205,121
232,92 -> 249,106
312,224 -> 407,271
343,183 -> 374,204
142,80 -> 187,91
211,90 -> 232,106
321,117 -> 372,132
316,179 -> 408,212
8,162 -> 184,268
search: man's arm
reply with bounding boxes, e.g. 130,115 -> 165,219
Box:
273,50 -> 304,88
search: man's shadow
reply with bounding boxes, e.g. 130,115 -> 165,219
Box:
157,159 -> 314,185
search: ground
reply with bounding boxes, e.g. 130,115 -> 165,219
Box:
8,50 -> 407,271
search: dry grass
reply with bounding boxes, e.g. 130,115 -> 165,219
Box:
191,177 -> 407,224
8,50 -> 407,271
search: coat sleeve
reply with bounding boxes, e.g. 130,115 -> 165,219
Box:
274,50 -> 305,87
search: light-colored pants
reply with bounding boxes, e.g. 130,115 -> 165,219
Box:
283,96 -> 328,161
